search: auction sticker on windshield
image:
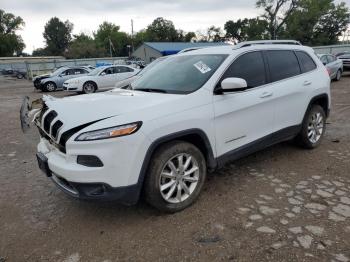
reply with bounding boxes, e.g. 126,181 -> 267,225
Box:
194,61 -> 211,74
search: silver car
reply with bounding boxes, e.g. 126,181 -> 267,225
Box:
318,54 -> 343,81
34,66 -> 92,92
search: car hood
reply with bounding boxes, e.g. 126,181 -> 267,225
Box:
43,89 -> 183,129
33,74 -> 51,81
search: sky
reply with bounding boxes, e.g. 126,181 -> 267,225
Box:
1,0 -> 350,54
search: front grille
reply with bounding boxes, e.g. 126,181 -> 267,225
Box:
39,109 -> 66,153
43,111 -> 57,133
51,120 -> 63,139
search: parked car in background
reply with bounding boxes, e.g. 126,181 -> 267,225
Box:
318,54 -> 343,81
337,53 -> 350,71
1,68 -> 27,79
63,65 -> 140,94
27,40 -> 331,212
33,66 -> 92,92
115,57 -> 168,89
335,51 -> 350,57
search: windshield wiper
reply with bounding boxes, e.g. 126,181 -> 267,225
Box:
135,88 -> 168,93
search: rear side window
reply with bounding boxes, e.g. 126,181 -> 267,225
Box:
220,51 -> 266,89
295,51 -> 317,73
266,50 -> 301,82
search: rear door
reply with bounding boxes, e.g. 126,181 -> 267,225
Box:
115,66 -> 135,81
267,50 -> 317,131
213,51 -> 275,157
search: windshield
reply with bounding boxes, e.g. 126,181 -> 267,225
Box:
51,67 -> 67,76
137,57 -> 168,76
88,67 -> 105,76
132,54 -> 227,94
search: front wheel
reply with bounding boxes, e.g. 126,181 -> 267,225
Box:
82,82 -> 96,94
144,141 -> 207,213
296,105 -> 326,149
335,69 -> 342,81
44,82 -> 56,92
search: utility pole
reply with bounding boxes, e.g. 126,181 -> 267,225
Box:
131,19 -> 134,53
109,37 -> 113,57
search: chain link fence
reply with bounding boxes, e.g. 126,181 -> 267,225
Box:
0,57 -> 128,79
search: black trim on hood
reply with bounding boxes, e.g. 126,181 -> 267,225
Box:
58,117 -> 115,153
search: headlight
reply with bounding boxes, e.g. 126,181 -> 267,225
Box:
75,122 -> 142,141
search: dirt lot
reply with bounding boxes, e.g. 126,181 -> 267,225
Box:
0,74 -> 349,262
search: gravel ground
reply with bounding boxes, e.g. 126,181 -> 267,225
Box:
0,74 -> 349,262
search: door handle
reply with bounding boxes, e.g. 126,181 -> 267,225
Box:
303,81 -> 312,86
260,92 -> 273,98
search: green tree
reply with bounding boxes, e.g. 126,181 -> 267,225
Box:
0,9 -> 25,56
256,0 -> 299,39
313,2 -> 350,45
94,22 -> 129,56
284,0 -> 350,45
145,17 -> 179,41
43,17 -> 73,55
184,32 -> 196,42
225,18 -> 269,42
32,48 -> 48,56
65,33 -> 106,58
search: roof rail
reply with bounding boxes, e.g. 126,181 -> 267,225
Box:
178,47 -> 205,54
235,40 -> 302,49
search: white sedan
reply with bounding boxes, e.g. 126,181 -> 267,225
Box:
63,65 -> 140,94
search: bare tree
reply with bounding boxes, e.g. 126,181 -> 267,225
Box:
256,0 -> 299,39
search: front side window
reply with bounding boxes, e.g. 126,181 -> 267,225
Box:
266,50 -> 301,82
219,51 -> 266,89
132,54 -> 227,94
296,51 -> 317,73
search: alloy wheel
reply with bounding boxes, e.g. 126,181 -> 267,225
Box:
307,112 -> 324,144
46,83 -> 55,92
159,153 -> 200,204
84,83 -> 95,94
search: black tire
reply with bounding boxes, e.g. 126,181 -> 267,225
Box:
295,105 -> 326,149
83,81 -> 97,94
335,69 -> 342,81
144,141 -> 207,213
16,73 -> 24,79
43,82 -> 57,92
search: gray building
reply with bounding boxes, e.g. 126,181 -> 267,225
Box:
132,42 -> 230,63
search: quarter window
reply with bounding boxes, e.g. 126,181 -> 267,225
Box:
266,50 -> 301,82
220,51 -> 267,89
295,51 -> 317,73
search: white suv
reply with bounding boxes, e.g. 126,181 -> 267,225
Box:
29,40 -> 331,212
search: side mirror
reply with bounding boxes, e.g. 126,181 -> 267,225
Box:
217,78 -> 247,94
100,72 -> 106,76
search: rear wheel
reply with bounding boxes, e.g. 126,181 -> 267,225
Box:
144,141 -> 207,213
44,82 -> 56,92
295,105 -> 326,149
83,82 -> 96,94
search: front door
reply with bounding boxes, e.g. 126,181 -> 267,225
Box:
213,51 -> 275,158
